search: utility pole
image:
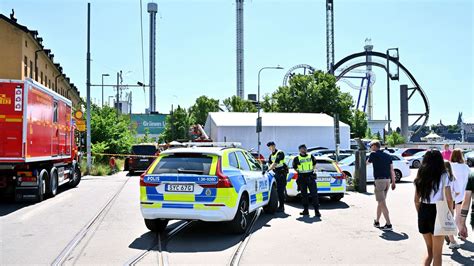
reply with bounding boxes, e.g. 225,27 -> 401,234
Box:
116,71 -> 120,117
326,0 -> 335,74
86,2 -> 92,173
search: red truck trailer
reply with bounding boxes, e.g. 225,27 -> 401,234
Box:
0,78 -> 81,202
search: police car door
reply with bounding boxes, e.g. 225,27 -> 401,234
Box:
234,151 -> 260,210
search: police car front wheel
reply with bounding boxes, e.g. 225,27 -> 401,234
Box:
144,218 -> 169,233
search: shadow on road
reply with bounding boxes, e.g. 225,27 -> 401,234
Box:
0,186 -> 71,217
286,197 -> 350,210
448,239 -> 474,265
379,231 -> 409,241
128,212 -> 278,253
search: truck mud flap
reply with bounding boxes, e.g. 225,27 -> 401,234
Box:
14,187 -> 41,202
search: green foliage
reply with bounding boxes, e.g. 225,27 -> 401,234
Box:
350,110 -> 368,138
365,128 -> 373,139
265,71 -> 354,124
91,141 -> 109,164
188,96 -> 220,125
223,95 -> 257,112
447,125 -> 460,133
138,128 -> 153,143
386,132 -> 405,147
260,94 -> 277,112
90,105 -> 136,155
160,106 -> 194,142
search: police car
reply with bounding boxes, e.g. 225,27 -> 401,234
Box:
285,156 -> 346,201
140,145 -> 278,234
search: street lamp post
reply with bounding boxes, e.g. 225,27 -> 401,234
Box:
257,66 -> 284,159
101,73 -> 109,107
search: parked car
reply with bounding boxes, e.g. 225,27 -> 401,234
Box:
139,146 -> 278,233
394,148 -> 427,157
405,150 -> 427,168
285,156 -> 346,201
125,144 -> 159,175
338,154 -> 410,182
307,146 -> 328,152
250,152 -> 266,164
465,151 -> 474,167
322,153 -> 353,162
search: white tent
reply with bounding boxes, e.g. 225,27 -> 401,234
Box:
204,112 -> 351,154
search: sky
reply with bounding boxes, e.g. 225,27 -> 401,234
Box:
1,0 -> 473,128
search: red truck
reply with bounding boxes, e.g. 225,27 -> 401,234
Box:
0,78 -> 81,202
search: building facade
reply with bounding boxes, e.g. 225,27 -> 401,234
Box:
0,13 -> 80,107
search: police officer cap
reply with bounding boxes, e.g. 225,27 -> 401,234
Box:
298,144 -> 307,149
266,141 -> 276,147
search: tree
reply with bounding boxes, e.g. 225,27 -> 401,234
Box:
350,110 -> 368,138
386,132 -> 405,147
188,96 -> 220,125
260,94 -> 277,112
223,95 -> 257,112
160,106 -> 194,142
90,105 -> 136,155
267,71 -> 354,124
138,128 -> 153,143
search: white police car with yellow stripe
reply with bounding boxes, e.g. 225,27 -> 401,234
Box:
140,146 -> 278,234
285,156 -> 346,201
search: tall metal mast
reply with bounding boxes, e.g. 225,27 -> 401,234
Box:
236,0 -> 244,98
148,2 -> 157,112
326,0 -> 335,74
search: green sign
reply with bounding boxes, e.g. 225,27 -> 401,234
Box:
131,114 -> 167,135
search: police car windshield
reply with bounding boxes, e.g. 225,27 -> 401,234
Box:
316,161 -> 338,172
152,154 -> 213,175
338,155 -> 355,165
132,145 -> 157,155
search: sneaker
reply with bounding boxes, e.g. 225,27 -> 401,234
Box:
381,224 -> 393,231
373,220 -> 380,228
315,210 -> 321,217
300,210 -> 309,216
448,242 -> 460,249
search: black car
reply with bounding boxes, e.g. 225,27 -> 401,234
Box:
125,144 -> 158,175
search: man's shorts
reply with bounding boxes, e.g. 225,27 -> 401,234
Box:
374,179 -> 390,202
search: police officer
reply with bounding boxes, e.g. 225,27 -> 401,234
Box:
267,141 -> 288,212
293,144 -> 321,217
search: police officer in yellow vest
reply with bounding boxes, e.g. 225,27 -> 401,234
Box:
293,144 -> 321,217
267,141 -> 288,212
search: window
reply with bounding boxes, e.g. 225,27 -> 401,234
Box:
390,155 -> 400,161
53,102 -> 58,122
244,151 -> 262,171
315,160 -> 338,172
152,154 -> 213,175
25,40 -> 27,47
228,152 -> 239,168
29,61 -> 33,78
40,72 -> 43,83
23,56 -> 28,77
45,76 -> 48,87
235,151 -> 251,171
132,145 -> 157,155
48,80 -> 51,88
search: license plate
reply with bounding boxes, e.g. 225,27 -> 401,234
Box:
165,184 -> 194,192
317,177 -> 332,182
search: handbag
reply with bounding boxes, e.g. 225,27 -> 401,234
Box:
433,175 -> 457,236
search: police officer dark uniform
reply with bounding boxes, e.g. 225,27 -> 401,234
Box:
293,144 -> 321,217
267,141 -> 288,212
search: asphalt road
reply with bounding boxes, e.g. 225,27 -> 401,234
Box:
0,170 -> 472,265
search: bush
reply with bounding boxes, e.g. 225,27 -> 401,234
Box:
386,132 -> 405,147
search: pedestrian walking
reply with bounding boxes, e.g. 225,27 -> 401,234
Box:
292,144 -> 321,217
266,141 -> 288,212
414,150 -> 454,266
367,140 -> 396,231
441,144 -> 452,161
443,161 -> 461,249
450,149 -> 470,231
457,171 -> 474,238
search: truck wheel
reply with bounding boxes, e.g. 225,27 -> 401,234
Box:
144,219 -> 168,233
263,184 -> 278,214
229,195 -> 250,234
48,170 -> 58,197
37,170 -> 48,202
69,166 -> 81,188
330,194 -> 344,202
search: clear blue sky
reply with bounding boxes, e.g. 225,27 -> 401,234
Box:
1,0 -> 472,127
